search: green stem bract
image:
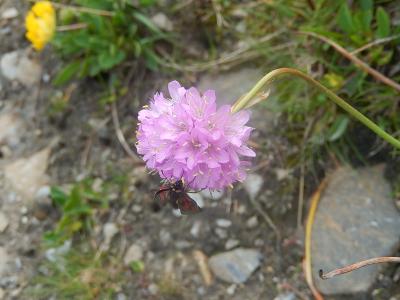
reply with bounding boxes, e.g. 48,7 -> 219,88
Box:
231,68 -> 400,150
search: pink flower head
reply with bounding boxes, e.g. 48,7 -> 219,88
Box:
136,81 -> 255,190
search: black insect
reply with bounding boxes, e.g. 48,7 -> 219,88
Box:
154,180 -> 202,215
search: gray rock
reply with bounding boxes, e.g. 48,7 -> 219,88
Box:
225,239 -> 240,250
214,228 -> 228,239
0,212 -> 9,233
151,13 -> 173,31
208,248 -> 262,283
273,292 -> 296,300
0,112 -> 24,149
243,174 -> 264,200
148,283 -> 159,295
312,165 -> 400,295
5,147 -> 51,202
190,221 -> 202,238
124,244 -> 143,265
1,8 -> 18,19
116,293 -> 126,300
0,50 -> 42,87
45,240 -> 71,263
103,223 -> 118,245
246,216 -> 258,228
216,219 -> 232,228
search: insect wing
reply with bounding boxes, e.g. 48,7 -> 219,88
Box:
154,186 -> 171,206
177,193 -> 202,215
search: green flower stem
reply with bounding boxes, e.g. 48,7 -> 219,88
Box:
231,68 -> 400,150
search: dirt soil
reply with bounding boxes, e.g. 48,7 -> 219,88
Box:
0,1 -> 399,300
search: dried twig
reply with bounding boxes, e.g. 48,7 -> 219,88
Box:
248,196 -> 281,247
351,34 -> 400,55
57,23 -> 87,32
159,31 -> 290,72
111,101 -> 141,163
28,0 -> 115,16
300,31 -> 400,93
304,178 -> 328,300
319,256 -> 400,280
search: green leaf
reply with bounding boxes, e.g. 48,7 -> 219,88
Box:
63,186 -> 82,212
130,260 -> 145,273
139,0 -> 157,6
359,0 -> 373,10
133,11 -> 162,34
337,3 -> 355,34
328,115 -> 350,141
98,49 -> 126,71
50,187 -> 68,207
376,7 -> 391,38
53,61 -> 81,86
360,9 -> 372,32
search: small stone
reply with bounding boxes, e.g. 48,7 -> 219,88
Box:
0,50 -> 42,87
21,216 -> 28,224
273,292 -> 296,300
42,73 -> 50,82
0,212 -> 9,233
208,248 -> 262,284
190,221 -> 202,238
92,178 -> 103,192
214,228 -> 228,239
243,174 -> 263,199
0,288 -> 5,299
132,204 -> 142,213
35,186 -> 51,201
254,239 -> 264,247
45,240 -> 71,263
226,284 -> 237,295
216,219 -> 232,228
151,13 -> 173,31
5,148 -> 50,202
116,293 -> 126,300
148,283 -> 159,295
0,112 -> 24,148
159,228 -> 171,246
246,216 -> 258,228
275,168 -> 291,181
1,8 -> 18,19
175,240 -> 191,249
103,223 -> 118,244
20,206 -> 28,215
225,239 -> 239,250
124,244 -> 143,266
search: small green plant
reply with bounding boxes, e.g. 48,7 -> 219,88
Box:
52,0 -> 168,85
44,179 -> 108,246
27,247 -> 125,300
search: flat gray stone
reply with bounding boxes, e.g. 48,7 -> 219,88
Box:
312,165 -> 400,295
208,248 -> 262,283
0,50 -> 41,87
124,244 -> 143,266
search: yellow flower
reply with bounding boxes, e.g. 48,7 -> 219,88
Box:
25,1 -> 56,51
